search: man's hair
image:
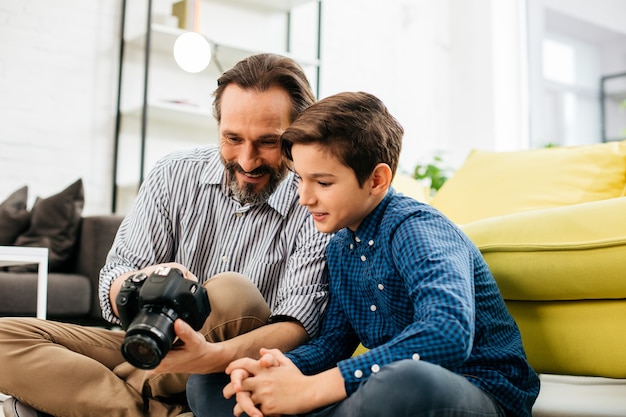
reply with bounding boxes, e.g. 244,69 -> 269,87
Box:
281,91 -> 404,186
213,53 -> 316,124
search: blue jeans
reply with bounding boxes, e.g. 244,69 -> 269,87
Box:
187,373 -> 236,417
187,359 -> 507,417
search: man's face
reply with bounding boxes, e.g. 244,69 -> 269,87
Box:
219,84 -> 293,205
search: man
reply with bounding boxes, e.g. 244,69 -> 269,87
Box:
0,53 -> 330,417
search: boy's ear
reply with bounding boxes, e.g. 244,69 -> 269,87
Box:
370,163 -> 392,196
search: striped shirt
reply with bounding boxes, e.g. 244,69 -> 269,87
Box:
99,145 -> 330,336
286,189 -> 539,417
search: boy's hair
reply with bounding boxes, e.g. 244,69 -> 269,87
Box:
213,53 -> 316,124
281,91 -> 404,186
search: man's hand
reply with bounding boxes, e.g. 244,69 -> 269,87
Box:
149,319 -> 215,375
150,318 -> 307,376
224,348 -> 341,417
110,262 -> 197,317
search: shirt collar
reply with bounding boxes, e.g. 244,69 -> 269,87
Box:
199,158 -> 297,218
267,171 -> 298,217
350,187 -> 397,244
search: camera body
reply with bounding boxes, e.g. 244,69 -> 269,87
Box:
116,266 -> 211,369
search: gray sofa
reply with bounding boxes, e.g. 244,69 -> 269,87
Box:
0,215 -> 124,326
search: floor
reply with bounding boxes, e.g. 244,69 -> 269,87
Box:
0,393 -> 6,417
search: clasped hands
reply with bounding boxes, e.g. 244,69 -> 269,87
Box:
224,348 -> 312,417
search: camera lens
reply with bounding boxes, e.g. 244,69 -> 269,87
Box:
121,306 -> 178,369
123,334 -> 163,369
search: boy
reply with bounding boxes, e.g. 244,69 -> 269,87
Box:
222,91 -> 540,417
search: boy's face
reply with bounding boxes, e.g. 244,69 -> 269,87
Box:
292,143 -> 375,233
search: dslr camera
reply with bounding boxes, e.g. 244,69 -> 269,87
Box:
115,266 -> 211,369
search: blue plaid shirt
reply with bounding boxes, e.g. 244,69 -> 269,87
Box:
287,188 -> 539,417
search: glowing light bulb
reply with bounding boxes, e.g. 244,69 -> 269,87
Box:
173,32 -> 212,73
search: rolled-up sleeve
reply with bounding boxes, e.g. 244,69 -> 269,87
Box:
98,161 -> 175,323
270,216 -> 330,338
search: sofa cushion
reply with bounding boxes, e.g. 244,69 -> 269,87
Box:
71,215 -> 125,317
430,140 -> 626,224
0,272 -> 91,317
462,197 -> 626,301
13,179 -> 84,272
508,300 -> 626,378
0,185 -> 31,245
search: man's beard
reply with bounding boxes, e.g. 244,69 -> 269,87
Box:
222,159 -> 289,206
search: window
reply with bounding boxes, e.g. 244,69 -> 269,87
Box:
539,34 -> 600,146
526,1 -> 626,148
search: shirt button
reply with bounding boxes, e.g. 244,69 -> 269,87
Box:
355,237 -> 361,243
221,255 -> 228,263
354,369 -> 363,378
370,304 -> 377,312
350,244 -> 354,249
378,283 -> 384,290
371,364 -> 380,373
412,353 -> 421,361
360,255 -> 367,262
236,212 -> 243,218
368,240 -> 374,246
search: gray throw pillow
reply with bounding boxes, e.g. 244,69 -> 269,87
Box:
0,185 -> 31,246
13,179 -> 85,271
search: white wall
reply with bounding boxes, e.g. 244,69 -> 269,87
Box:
0,0 -> 120,215
448,0 -> 528,166
0,0 -> 527,214
320,0 -> 453,175
321,0 -> 528,172
542,0 -> 626,35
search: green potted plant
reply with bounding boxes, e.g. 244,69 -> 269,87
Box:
412,155 -> 450,195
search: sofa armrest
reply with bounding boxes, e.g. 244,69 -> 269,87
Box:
74,215 -> 124,320
461,197 -> 626,301
461,197 -> 626,378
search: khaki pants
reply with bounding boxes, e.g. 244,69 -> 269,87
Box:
0,272 -> 271,417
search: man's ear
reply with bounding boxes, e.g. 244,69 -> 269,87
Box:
370,163 -> 392,196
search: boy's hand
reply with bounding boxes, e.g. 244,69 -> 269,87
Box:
224,349 -> 280,417
228,368 -> 261,417
224,348 -> 316,417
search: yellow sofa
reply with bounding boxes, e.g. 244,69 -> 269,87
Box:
395,140 -> 626,416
